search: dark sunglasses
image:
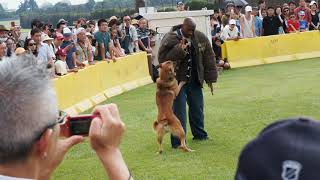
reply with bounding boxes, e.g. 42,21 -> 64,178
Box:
124,19 -> 131,21
28,43 -> 36,46
35,110 -> 67,141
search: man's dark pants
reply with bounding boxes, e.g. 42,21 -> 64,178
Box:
171,75 -> 208,148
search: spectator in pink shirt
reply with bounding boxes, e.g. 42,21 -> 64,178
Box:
294,0 -> 312,23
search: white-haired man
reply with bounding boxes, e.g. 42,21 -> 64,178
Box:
0,55 -> 132,180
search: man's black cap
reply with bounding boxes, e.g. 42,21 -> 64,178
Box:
235,117 -> 320,180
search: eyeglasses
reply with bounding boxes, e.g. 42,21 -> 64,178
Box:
124,19 -> 131,22
28,43 -> 36,46
35,110 -> 67,141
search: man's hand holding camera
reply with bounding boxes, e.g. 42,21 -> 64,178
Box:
38,104 -> 130,180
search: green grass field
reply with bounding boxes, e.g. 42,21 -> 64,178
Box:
53,58 -> 320,180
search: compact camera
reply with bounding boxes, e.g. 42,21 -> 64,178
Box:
60,114 -> 95,137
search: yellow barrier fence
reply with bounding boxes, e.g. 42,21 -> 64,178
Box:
53,52 -> 152,115
222,31 -> 320,68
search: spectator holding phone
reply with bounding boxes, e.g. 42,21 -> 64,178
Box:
0,55 -> 132,180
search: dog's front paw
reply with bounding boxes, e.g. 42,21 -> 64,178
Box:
179,146 -> 194,152
157,150 -> 163,155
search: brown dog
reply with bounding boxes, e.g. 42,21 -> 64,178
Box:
153,61 -> 193,154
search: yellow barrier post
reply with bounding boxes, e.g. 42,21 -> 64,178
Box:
53,52 -> 152,113
223,31 -> 320,68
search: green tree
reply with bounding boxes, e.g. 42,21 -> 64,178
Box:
86,0 -> 96,11
135,0 -> 145,12
17,0 -> 39,14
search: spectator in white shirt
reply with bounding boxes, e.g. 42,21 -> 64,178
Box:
41,34 -> 55,60
55,48 -> 78,76
221,19 -> 240,41
240,6 -> 256,38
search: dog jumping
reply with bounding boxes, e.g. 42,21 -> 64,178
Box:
153,61 -> 193,154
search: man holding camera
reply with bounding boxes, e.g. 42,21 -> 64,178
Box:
0,55 -> 132,180
158,17 -> 218,148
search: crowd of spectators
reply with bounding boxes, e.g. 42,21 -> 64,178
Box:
1,0 -> 319,74
211,0 -> 320,70
0,15 -> 155,78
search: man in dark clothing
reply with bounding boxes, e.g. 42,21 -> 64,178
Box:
263,7 -> 282,36
158,18 -> 218,148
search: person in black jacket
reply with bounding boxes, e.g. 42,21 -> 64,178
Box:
158,18 -> 218,148
262,7 -> 282,36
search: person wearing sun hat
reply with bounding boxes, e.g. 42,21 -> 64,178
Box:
0,25 -> 9,43
41,34 -> 55,60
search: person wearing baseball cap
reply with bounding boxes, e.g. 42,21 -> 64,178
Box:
240,6 -> 256,38
56,19 -> 68,34
309,1 -> 319,30
298,10 -> 309,31
221,19 -> 240,41
55,48 -> 78,76
74,27 -> 94,65
235,117 -> 320,180
60,27 -> 84,70
52,33 -> 64,54
176,1 -> 185,11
